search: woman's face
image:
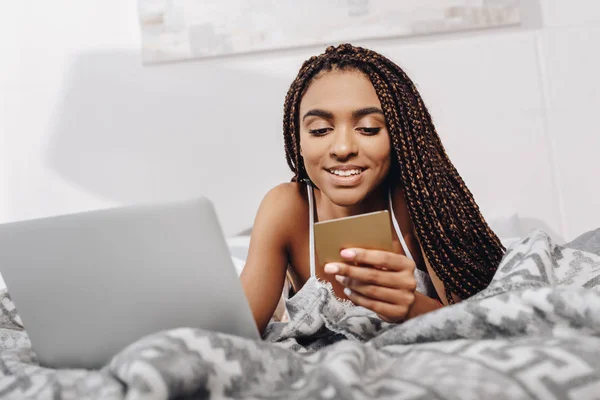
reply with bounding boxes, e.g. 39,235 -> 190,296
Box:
299,69 -> 392,206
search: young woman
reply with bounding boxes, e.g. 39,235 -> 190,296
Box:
241,44 -> 504,335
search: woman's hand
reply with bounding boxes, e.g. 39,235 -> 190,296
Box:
324,248 -> 417,323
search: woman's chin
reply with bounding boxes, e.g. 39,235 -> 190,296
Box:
324,187 -> 369,207
309,169 -> 388,207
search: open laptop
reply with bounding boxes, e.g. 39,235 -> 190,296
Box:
0,197 -> 260,369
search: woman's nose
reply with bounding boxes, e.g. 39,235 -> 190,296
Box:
330,127 -> 358,160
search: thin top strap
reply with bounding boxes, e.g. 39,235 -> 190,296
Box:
307,182 -> 317,278
388,188 -> 415,261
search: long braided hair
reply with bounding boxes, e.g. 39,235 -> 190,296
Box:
282,44 -> 504,302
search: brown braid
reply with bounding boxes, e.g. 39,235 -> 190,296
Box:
282,44 -> 505,302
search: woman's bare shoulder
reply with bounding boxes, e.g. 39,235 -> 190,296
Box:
261,182 -> 307,213
253,182 -> 308,238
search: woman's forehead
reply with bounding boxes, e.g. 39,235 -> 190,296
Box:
299,69 -> 381,115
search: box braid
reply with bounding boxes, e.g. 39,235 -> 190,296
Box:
282,44 -> 505,303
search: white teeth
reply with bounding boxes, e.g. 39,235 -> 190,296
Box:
329,169 -> 362,177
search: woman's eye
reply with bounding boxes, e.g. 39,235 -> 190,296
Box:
308,128 -> 331,136
359,127 -> 381,135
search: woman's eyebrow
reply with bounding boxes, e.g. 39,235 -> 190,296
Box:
352,107 -> 384,119
302,106 -> 384,122
302,109 -> 334,121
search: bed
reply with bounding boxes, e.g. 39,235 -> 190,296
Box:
0,226 -> 599,399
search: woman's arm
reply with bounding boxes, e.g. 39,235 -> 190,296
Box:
240,184 -> 295,335
406,291 -> 443,319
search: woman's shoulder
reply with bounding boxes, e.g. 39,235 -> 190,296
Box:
255,182 -> 309,227
250,182 -> 309,254
262,182 -> 308,210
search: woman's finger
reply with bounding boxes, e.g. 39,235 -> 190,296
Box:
325,263 -> 416,291
335,275 -> 414,305
340,248 -> 414,272
342,287 -> 410,321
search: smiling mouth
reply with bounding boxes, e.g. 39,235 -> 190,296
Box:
326,168 -> 365,177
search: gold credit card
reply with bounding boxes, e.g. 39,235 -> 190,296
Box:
313,210 -> 393,265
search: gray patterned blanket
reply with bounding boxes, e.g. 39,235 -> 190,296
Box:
1,229 -> 600,399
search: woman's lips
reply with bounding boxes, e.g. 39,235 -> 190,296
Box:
325,167 -> 365,186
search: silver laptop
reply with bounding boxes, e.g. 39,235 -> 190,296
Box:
0,197 -> 260,369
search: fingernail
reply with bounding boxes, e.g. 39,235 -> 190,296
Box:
324,263 -> 339,274
343,287 -> 352,297
340,249 -> 356,258
334,275 -> 346,285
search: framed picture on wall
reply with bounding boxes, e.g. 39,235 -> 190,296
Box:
139,0 -> 521,64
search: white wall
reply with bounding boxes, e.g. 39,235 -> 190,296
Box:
538,0 -> 600,241
0,1 -> 599,241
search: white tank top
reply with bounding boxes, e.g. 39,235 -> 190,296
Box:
306,182 -> 435,296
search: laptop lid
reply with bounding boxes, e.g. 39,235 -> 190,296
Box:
0,197 -> 260,369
